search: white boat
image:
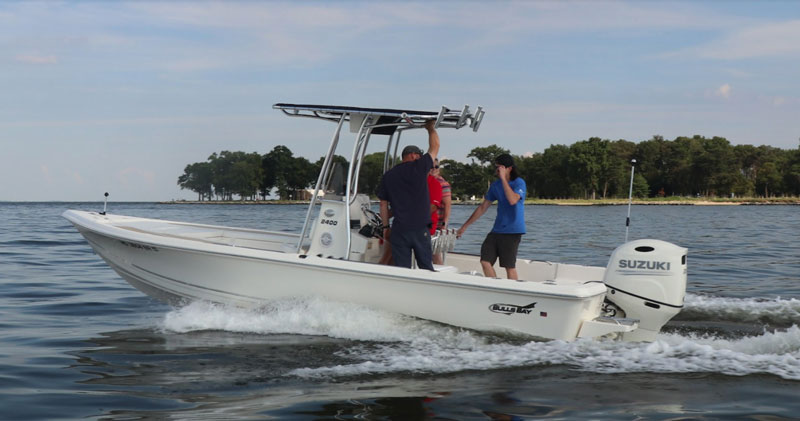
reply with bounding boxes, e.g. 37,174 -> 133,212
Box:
64,103 -> 687,342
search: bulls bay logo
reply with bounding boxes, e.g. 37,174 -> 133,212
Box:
489,302 -> 537,316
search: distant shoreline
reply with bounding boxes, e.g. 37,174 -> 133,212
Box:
159,197 -> 800,206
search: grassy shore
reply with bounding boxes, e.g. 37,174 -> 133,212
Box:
162,196 -> 799,205
524,196 -> 800,205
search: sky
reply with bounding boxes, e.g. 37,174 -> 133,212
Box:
2,1 -> 799,201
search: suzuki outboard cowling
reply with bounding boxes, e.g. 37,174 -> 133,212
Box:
603,239 -> 687,342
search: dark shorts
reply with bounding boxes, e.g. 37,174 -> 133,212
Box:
390,228 -> 434,270
480,233 -> 522,268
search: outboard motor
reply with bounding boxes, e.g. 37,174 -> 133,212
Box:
603,239 -> 687,342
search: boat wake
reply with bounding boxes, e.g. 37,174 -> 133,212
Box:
160,297 -> 446,343
159,294 -> 800,381
679,294 -> 800,326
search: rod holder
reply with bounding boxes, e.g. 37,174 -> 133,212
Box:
434,106 -> 447,128
471,107 -> 484,132
457,105 -> 470,128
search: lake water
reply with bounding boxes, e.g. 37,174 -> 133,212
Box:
1,202 -> 798,420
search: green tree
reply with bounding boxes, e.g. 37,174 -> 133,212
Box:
177,162 -> 214,201
358,152 -> 387,197
179,133 -> 800,202
732,144 -> 758,196
285,156 -> 317,198
701,136 -> 738,196
635,135 -> 670,197
466,144 -> 510,193
229,152 -> 263,200
514,153 -> 542,198
665,136 -> 702,196
568,137 -> 611,199
467,144 -> 510,166
632,173 -> 649,198
439,159 -> 485,200
757,161 -> 782,197
208,151 -> 238,200
262,146 -> 296,199
784,145 -> 800,195
606,139 -> 637,197
535,144 -> 571,199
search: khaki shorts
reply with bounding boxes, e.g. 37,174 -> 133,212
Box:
480,233 -> 522,268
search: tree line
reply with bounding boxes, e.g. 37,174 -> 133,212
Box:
178,135 -> 800,201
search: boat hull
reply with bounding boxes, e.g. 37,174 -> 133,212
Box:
65,210 -> 618,341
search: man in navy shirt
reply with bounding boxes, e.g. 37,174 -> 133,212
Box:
456,153 -> 526,279
377,120 -> 439,270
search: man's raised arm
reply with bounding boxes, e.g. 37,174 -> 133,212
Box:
425,120 -> 440,162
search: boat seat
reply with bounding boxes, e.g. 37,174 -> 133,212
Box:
433,264 -> 458,273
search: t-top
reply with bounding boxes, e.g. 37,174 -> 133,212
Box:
377,154 -> 434,232
485,177 -> 527,234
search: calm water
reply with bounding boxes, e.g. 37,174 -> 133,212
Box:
1,202 -> 799,420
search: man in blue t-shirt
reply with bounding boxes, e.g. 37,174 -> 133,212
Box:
456,153 -> 526,279
377,120 -> 439,270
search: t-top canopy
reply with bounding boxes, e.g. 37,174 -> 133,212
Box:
273,103 -> 484,132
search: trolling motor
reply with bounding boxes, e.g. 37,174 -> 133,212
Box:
100,192 -> 109,215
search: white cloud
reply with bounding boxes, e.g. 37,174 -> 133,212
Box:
120,1 -> 740,70
0,1 -> 753,75
668,20 -> 800,60
764,95 -> 800,107
121,2 -> 406,69
716,84 -> 732,99
15,54 -> 58,64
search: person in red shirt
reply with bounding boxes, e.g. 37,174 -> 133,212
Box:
432,159 -> 451,231
427,172 -> 443,235
431,159 -> 451,265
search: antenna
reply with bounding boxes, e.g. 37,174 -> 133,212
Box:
101,192 -> 109,215
625,159 -> 636,242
